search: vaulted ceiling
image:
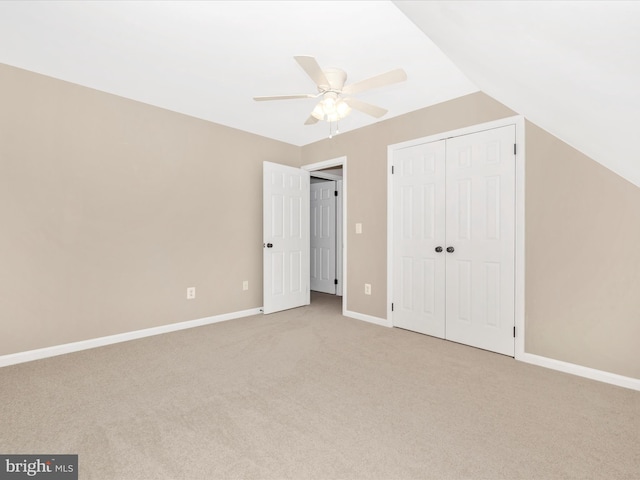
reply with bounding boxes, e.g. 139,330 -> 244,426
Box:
395,1 -> 640,187
1,1 -> 639,186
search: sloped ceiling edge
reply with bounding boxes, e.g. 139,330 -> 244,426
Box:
394,0 -> 640,188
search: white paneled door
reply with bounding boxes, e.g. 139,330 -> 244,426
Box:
392,125 -> 516,356
310,181 -> 337,294
444,126 -> 515,355
392,140 -> 447,337
263,162 -> 310,314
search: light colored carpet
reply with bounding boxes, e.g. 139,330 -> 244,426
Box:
1,292 -> 638,479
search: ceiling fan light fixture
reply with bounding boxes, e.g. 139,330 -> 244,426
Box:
311,102 -> 325,121
325,112 -> 340,123
336,99 -> 351,118
311,95 -> 352,122
322,95 -> 337,113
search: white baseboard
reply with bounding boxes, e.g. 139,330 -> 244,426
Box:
344,309 -> 392,328
518,352 -> 640,391
0,307 -> 262,368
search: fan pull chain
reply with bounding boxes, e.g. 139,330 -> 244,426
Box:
328,119 -> 340,139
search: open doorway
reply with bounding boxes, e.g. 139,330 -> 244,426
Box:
303,157 -> 347,314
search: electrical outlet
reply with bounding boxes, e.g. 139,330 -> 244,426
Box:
364,283 -> 371,295
242,280 -> 249,291
355,223 -> 363,234
187,287 -> 196,299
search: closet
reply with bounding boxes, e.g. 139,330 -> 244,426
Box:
391,125 -> 516,356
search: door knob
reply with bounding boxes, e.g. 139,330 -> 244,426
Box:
435,246 -> 443,253
266,243 -> 273,248
446,246 -> 455,253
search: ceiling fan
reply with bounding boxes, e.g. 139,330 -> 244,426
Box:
253,56 -> 407,126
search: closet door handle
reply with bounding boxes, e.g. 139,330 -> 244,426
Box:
446,246 -> 455,253
266,243 -> 273,248
435,246 -> 443,253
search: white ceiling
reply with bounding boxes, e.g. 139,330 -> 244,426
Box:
396,1 -> 640,187
1,1 -> 639,187
0,1 -> 477,146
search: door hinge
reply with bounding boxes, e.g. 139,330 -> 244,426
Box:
391,303 -> 394,312
513,326 -> 516,338
391,165 -> 395,174
334,190 -> 338,197
334,279 -> 338,285
514,144 -> 517,155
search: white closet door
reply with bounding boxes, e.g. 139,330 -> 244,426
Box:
310,181 -> 337,294
444,125 -> 516,356
263,161 -> 310,314
392,140 -> 447,337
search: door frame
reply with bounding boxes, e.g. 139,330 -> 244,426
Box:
303,156 -> 347,315
387,116 -> 525,359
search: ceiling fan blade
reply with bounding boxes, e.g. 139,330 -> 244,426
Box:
304,115 -> 319,125
342,68 -> 407,95
253,94 -> 316,101
343,98 -> 388,118
294,55 -> 330,88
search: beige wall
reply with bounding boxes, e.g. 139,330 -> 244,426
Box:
525,122 -> 640,379
302,96 -> 640,381
0,64 -> 299,355
301,92 -> 516,318
2,63 -> 638,381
